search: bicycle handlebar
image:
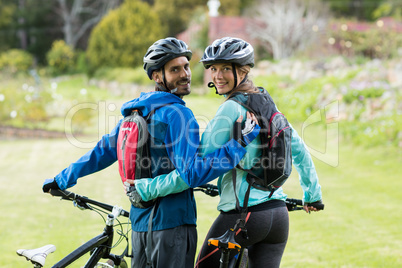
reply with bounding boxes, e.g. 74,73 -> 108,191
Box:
50,189 -> 130,217
50,186 -> 323,216
194,184 -> 219,197
195,184 -> 324,211
286,198 -> 324,211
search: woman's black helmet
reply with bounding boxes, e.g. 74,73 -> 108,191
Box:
201,37 -> 254,69
143,37 -> 192,79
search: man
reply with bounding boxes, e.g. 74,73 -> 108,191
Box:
42,37 -> 259,268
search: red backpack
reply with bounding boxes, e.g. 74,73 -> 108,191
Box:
117,109 -> 152,186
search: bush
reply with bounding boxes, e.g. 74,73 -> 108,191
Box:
0,84 -> 51,127
86,0 -> 165,70
343,87 -> 385,104
189,58 -> 205,86
46,40 -> 76,75
75,50 -> 89,74
93,66 -> 153,85
0,49 -> 34,74
342,114 -> 401,147
329,20 -> 402,59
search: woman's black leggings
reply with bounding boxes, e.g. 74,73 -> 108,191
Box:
195,204 -> 289,268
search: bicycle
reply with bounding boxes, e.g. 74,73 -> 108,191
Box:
17,184 -> 219,267
16,189 -> 131,268
195,184 -> 325,268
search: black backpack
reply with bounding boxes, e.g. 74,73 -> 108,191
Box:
228,89 -> 293,237
228,89 -> 292,211
229,89 -> 292,197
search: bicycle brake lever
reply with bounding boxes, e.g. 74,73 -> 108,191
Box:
73,199 -> 90,210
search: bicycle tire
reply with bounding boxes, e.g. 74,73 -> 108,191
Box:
238,248 -> 248,268
95,262 -> 113,268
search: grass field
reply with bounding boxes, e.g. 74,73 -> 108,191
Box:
1,96 -> 401,267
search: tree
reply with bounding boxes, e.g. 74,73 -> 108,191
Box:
153,0 -> 204,36
0,0 -> 15,28
86,0 -> 165,70
327,0 -> 384,21
219,0 -> 255,15
373,0 -> 402,19
0,0 -> 61,64
0,0 -> 17,51
246,0 -> 330,60
54,0 -> 121,49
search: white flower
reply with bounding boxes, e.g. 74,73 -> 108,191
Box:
10,110 -> 17,118
25,95 -> 32,103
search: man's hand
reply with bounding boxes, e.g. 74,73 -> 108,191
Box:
42,178 -> 60,193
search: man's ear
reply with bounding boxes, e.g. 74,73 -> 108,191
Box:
152,71 -> 162,83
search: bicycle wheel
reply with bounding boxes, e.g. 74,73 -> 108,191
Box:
237,248 -> 248,268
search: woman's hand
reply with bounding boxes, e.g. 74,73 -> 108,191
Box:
303,200 -> 323,213
235,111 -> 260,147
303,205 -> 319,213
236,111 -> 258,131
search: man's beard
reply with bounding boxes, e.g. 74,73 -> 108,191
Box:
166,78 -> 191,95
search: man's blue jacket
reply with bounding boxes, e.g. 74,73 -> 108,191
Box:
54,91 -> 246,232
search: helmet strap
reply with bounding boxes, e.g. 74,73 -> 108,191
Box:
208,64 -> 247,96
208,82 -> 219,95
232,63 -> 238,90
159,67 -> 178,94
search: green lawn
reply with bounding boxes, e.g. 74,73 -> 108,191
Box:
1,96 -> 401,267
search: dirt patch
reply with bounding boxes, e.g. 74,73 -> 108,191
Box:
0,126 -> 66,139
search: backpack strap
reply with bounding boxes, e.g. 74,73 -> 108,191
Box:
143,103 -> 171,120
232,176 -> 253,240
232,120 -> 242,211
146,203 -> 157,267
141,103 -> 172,268
232,119 -> 253,239
236,165 -> 275,198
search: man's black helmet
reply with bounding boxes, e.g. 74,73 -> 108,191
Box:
143,37 -> 192,79
201,37 -> 254,69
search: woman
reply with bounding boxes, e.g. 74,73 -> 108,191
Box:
135,37 -> 323,268
194,37 -> 324,268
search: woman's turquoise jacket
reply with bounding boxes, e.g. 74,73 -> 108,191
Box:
136,98 -> 322,212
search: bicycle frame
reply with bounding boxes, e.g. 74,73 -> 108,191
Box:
52,205 -> 124,268
17,190 -> 130,268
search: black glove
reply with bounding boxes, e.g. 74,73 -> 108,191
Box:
126,185 -> 155,209
43,178 -> 60,193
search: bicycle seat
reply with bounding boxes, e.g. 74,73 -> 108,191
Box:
17,244 -> 56,267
